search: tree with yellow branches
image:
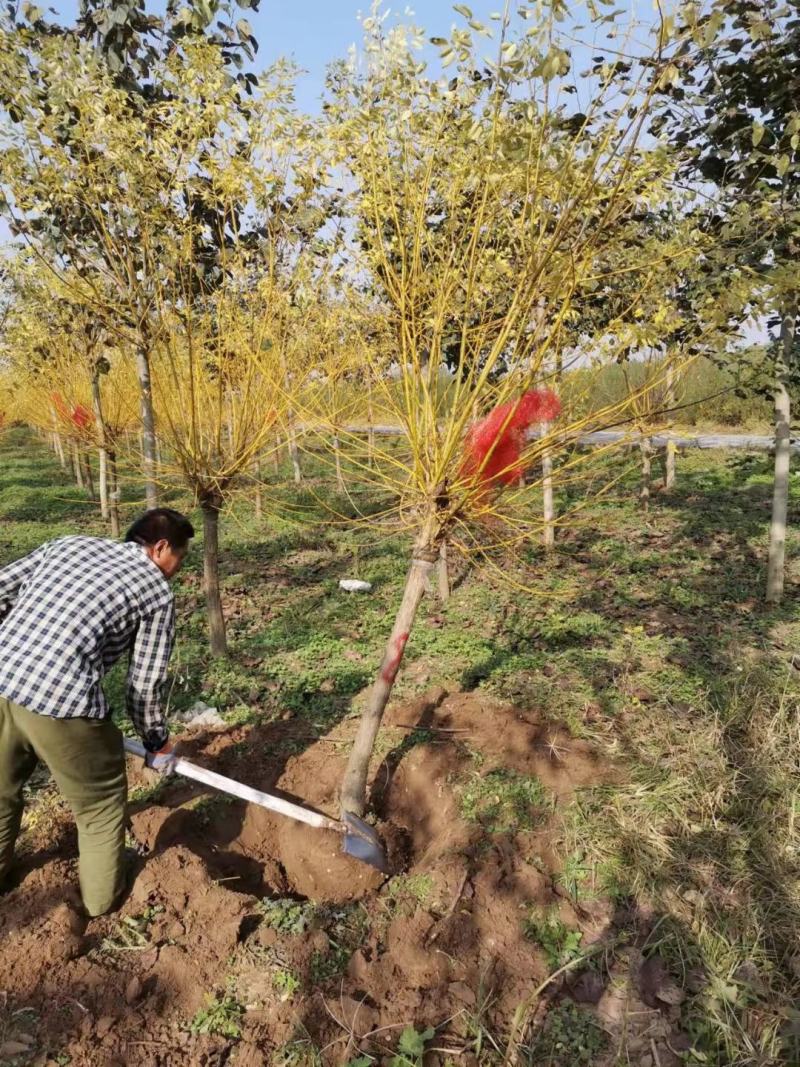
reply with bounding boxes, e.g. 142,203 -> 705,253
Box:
311,6 -> 708,817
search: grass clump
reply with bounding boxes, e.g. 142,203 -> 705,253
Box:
522,908 -> 583,971
527,1001 -> 607,1066
188,992 -> 244,1039
309,904 -> 368,987
101,906 -> 163,954
388,1025 -> 436,1066
458,769 -> 548,833
258,897 -> 317,936
386,873 -> 435,907
272,967 -> 301,1002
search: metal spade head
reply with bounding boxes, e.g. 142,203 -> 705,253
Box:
341,812 -> 390,873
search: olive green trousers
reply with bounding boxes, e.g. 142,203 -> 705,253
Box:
0,694 -> 127,916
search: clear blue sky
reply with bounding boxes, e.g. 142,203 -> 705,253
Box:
44,2 -> 642,113
260,3 -> 501,112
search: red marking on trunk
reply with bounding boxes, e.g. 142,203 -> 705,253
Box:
381,631 -> 409,684
462,388 -> 561,488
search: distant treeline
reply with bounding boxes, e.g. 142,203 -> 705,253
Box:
562,354 -> 772,430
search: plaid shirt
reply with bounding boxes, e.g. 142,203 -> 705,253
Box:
0,536 -> 175,751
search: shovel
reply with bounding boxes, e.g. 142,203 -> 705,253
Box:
123,737 -> 389,873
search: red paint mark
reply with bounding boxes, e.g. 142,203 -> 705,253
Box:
381,631 -> 409,684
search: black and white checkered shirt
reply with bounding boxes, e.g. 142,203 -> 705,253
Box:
0,536 -> 175,751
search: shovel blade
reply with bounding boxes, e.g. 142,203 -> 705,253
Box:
341,812 -> 390,873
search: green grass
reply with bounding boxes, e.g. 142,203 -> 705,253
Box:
525,1001 -> 608,1066
457,769 -> 549,834
258,897 -> 318,936
188,993 -> 244,1039
308,904 -> 368,987
522,908 -> 583,971
3,428 -> 800,1064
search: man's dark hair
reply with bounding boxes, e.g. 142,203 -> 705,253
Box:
125,508 -> 195,550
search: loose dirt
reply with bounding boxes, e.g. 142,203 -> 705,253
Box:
0,690 -> 688,1065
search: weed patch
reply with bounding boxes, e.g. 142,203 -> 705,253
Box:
457,769 -> 549,833
522,908 -> 583,971
188,992 -> 244,1039
527,1001 -> 608,1066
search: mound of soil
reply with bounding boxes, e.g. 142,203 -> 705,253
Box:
0,690 -> 687,1065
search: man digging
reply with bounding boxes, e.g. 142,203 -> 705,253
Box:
0,508 -> 193,917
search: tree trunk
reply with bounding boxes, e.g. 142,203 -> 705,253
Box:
766,304 -> 797,603
541,421 -> 555,550
82,452 -> 94,498
664,442 -> 676,490
53,431 -> 66,469
272,435 -> 281,475
98,447 -> 109,519
72,443 -> 84,489
288,426 -> 302,484
639,436 -> 652,512
340,549 -> 437,816
135,344 -> 158,509
664,364 -> 676,489
366,386 -> 375,467
333,433 -> 345,492
108,451 -> 121,538
91,374 -> 109,521
437,541 -> 450,602
253,457 -> 263,520
202,498 -> 228,657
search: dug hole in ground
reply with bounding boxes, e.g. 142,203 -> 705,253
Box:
0,686 -> 695,1067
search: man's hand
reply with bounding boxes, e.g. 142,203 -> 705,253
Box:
145,741 -> 177,777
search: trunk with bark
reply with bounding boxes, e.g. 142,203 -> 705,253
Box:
202,495 -> 228,657
664,364 -> 676,489
53,432 -> 66,469
766,304 -> 797,603
664,442 -> 676,490
340,546 -> 437,816
98,448 -> 109,519
82,452 -> 94,498
366,387 -> 375,467
72,443 -> 84,489
91,374 -> 109,521
437,541 -> 450,602
541,421 -> 555,550
639,436 -> 653,512
108,452 -> 121,538
288,426 -> 302,484
333,433 -> 345,492
135,344 -> 158,509
253,457 -> 263,520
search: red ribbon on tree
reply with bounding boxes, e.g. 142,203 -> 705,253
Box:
71,404 -> 93,430
462,389 -> 561,487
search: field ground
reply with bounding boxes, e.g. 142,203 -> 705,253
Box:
0,427 -> 799,1067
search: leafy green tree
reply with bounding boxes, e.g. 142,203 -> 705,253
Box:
319,6 -> 695,818
659,0 -> 800,600
0,0 -> 260,506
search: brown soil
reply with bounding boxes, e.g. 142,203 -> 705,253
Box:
0,690 -> 687,1066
